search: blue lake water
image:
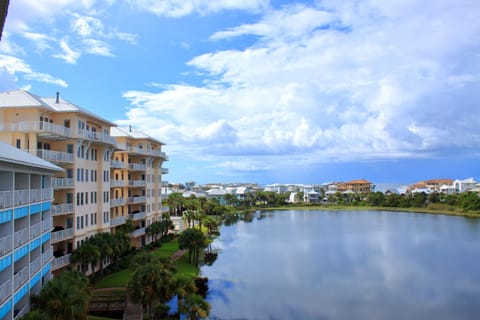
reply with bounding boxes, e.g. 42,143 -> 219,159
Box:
201,210 -> 480,320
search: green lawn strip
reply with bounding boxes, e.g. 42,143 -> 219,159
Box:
94,269 -> 132,289
95,239 -> 199,289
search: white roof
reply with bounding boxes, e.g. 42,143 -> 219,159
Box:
111,126 -> 165,145
0,90 -> 115,126
207,189 -> 229,196
0,142 -> 62,172
0,90 -> 47,108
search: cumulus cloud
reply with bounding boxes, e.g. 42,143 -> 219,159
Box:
0,55 -> 68,87
122,0 -> 480,171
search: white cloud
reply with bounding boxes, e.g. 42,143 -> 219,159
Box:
82,38 -> 114,57
54,38 -> 82,64
120,1 -> 480,168
0,55 -> 68,87
128,0 -> 269,17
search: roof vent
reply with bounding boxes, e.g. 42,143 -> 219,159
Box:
56,91 -> 60,103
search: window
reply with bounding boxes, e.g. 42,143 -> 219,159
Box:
91,213 -> 94,225
16,139 -> 21,149
85,169 -> 89,182
76,217 -> 80,229
85,192 -> 88,204
85,214 -> 88,227
76,192 -> 80,206
81,216 -> 84,228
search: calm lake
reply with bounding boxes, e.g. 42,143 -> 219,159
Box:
201,210 -> 480,320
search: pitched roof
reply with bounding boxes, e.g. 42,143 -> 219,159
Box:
111,126 -> 165,145
0,141 -> 62,172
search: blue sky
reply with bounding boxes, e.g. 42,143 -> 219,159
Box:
1,0 -> 479,186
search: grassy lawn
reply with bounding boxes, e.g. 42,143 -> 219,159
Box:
95,269 -> 132,289
94,238 -> 198,289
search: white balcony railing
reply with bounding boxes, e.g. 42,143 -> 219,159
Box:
110,160 -> 126,169
14,190 -> 29,206
41,188 -> 53,201
30,256 -> 41,275
130,227 -> 146,238
51,178 -> 74,189
51,253 -> 72,271
30,222 -> 42,239
0,235 -> 12,256
161,181 -> 169,187
128,211 -> 146,221
110,180 -> 127,188
110,216 -> 126,227
128,196 -> 146,204
35,149 -> 74,163
42,219 -> 52,232
14,228 -> 29,248
51,203 -> 74,216
0,190 -> 12,209
129,180 -> 146,187
0,121 -> 73,138
77,129 -> 117,145
161,168 -> 169,175
51,228 -> 74,243
116,144 -> 168,159
42,247 -> 53,264
128,163 -> 146,171
14,265 -> 29,289
0,279 -> 11,305
110,198 -> 127,207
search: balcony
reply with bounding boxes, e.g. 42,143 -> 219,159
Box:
14,228 -> 29,248
128,196 -> 146,204
129,180 -> 146,187
31,222 -> 42,239
51,178 -> 74,189
30,256 -> 41,275
76,129 -> 117,145
161,168 -> 169,175
51,203 -> 74,216
110,180 -> 127,188
128,163 -> 146,171
161,181 -> 169,187
128,211 -> 146,221
0,121 -> 73,139
51,253 -> 72,271
34,149 -> 74,163
42,247 -> 53,265
110,160 -> 126,169
0,235 -> 12,256
0,279 -> 11,305
42,219 -> 52,232
0,190 -> 12,209
130,227 -> 146,238
110,216 -> 126,227
51,228 -> 74,243
14,265 -> 29,289
12,188 -> 52,206
110,198 -> 127,207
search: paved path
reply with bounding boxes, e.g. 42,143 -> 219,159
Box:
123,294 -> 142,320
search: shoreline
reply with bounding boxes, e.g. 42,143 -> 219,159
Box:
246,205 -> 480,219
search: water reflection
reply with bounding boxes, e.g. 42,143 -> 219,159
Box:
202,210 -> 480,320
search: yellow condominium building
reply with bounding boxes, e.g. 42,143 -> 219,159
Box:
0,90 -> 171,275
110,126 -> 169,248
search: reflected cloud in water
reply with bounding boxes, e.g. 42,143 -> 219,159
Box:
202,210 -> 480,320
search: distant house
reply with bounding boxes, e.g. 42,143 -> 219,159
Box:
206,188 -> 229,205
344,179 -> 373,194
453,177 -> 477,193
412,179 -> 453,192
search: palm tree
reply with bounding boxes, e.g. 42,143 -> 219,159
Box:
178,228 -> 208,267
128,262 -> 177,319
175,274 -> 198,316
183,294 -> 211,320
35,271 -> 90,320
71,241 -> 100,274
